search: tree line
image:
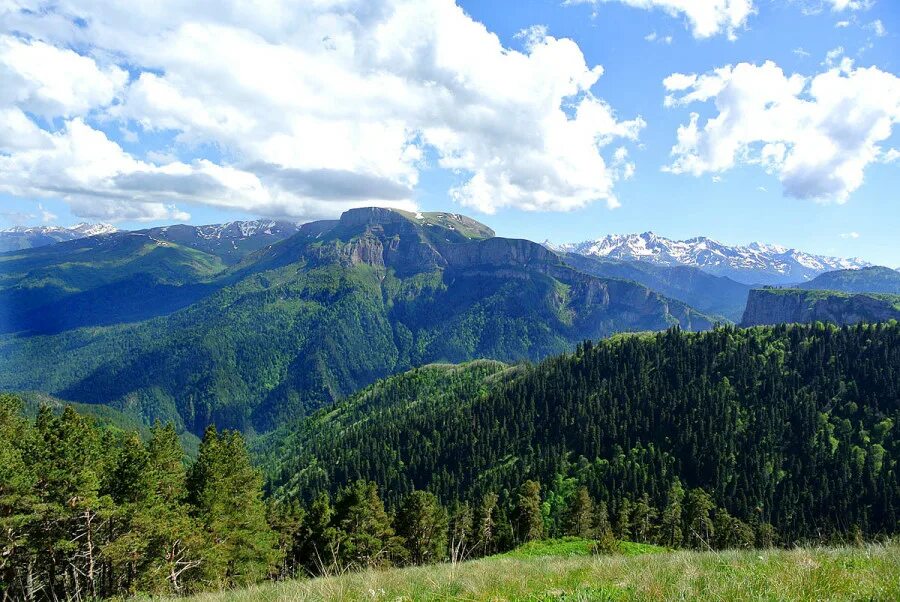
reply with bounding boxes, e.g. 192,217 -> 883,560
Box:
0,386 -> 782,599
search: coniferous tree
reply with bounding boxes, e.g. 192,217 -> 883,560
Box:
566,486 -> 595,538
475,492 -> 499,557
615,498 -> 632,541
0,395 -> 38,600
631,493 -> 658,543
447,501 -> 474,562
684,488 -> 715,550
515,480 -> 544,543
331,481 -> 402,570
395,491 -> 448,565
658,480 -> 684,548
188,427 -> 278,587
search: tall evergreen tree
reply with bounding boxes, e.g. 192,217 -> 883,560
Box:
188,427 -> 278,587
331,481 -> 402,570
395,491 -> 448,565
566,486 -> 595,538
515,480 -> 544,543
659,480 -> 684,548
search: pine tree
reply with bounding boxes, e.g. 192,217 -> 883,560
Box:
515,480 -> 544,543
395,491 -> 448,565
0,395 -> 38,600
631,493 -> 658,543
475,492 -> 499,557
566,486 -> 595,538
188,427 -> 278,587
447,502 -> 473,562
331,481 -> 402,570
684,488 -> 715,549
615,498 -> 632,541
659,480 -> 684,548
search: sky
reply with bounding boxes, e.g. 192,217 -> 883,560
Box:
0,0 -> 898,264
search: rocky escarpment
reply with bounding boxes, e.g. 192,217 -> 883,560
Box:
741,289 -> 900,326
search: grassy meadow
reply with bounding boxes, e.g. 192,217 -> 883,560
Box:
151,540 -> 900,602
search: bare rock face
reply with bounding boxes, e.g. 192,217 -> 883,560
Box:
741,289 -> 900,326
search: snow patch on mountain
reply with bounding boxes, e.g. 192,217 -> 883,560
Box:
546,232 -> 871,285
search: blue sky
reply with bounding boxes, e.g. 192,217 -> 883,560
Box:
0,0 -> 898,264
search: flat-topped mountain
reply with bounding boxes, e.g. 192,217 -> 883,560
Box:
547,232 -> 871,285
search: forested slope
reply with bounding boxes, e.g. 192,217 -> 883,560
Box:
266,323 -> 900,542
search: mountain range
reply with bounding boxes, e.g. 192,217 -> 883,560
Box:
0,208 -> 712,435
0,223 -> 118,252
2,208 -> 898,438
546,232 -> 871,285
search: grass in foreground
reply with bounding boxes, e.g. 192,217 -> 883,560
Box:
155,542 -> 900,602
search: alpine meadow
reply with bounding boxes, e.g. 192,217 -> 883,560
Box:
1,0 -> 899,600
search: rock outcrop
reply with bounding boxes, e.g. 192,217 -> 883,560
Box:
741,289 -> 900,326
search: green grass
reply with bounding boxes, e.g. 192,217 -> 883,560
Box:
150,543 -> 900,601
500,537 -> 666,559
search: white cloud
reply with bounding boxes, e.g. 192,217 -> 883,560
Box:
866,19 -> 886,37
823,46 -> 846,67
826,0 -> 873,11
567,0 -> 755,39
0,35 -> 126,119
38,203 -> 56,223
882,148 -> 900,163
0,0 -> 644,221
644,31 -> 673,44
840,231 -> 860,239
793,47 -> 812,58
663,60 -> 900,203
835,20 -> 851,27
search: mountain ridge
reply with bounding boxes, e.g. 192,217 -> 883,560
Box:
546,231 -> 871,285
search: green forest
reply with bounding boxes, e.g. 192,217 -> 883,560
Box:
2,322 -> 899,599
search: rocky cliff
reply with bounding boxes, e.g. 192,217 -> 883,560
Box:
741,289 -> 900,326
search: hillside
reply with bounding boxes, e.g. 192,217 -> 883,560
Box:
0,232 -> 229,334
741,289 -> 900,326
150,544 -> 900,602
265,323 -> 900,543
0,208 -> 713,435
797,266 -> 900,294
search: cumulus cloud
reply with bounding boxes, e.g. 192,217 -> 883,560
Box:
567,0 -> 755,39
840,231 -> 860,239
663,60 -> 900,203
0,0 -> 644,221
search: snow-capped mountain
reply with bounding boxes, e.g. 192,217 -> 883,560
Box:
0,223 -> 118,252
144,220 -> 301,264
546,232 -> 872,285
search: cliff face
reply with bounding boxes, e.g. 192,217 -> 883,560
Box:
741,289 -> 900,326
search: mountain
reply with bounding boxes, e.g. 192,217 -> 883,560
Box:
0,223 -> 118,252
796,266 -> 900,295
141,219 -> 302,264
561,254 -> 750,322
0,231 -> 229,334
741,288 -> 900,327
0,207 -> 713,435
262,323 -> 900,542
547,232 -> 871,285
